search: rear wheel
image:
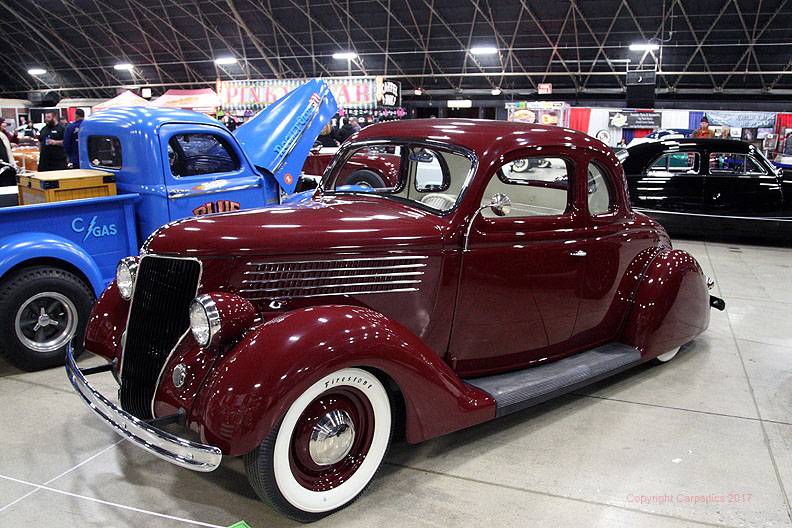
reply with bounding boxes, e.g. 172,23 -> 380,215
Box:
651,345 -> 682,365
245,368 -> 392,522
0,266 -> 94,371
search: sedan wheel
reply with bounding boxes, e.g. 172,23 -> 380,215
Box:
245,368 -> 392,522
653,345 -> 682,364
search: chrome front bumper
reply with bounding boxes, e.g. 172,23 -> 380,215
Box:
65,345 -> 222,472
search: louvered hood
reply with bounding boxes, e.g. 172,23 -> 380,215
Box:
146,196 -> 449,258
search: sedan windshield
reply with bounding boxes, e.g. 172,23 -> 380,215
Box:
320,143 -> 475,213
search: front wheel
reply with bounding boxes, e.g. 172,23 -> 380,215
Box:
245,368 -> 392,522
0,266 -> 94,371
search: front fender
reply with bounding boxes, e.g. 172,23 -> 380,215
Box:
191,305 -> 496,456
0,232 -> 104,296
621,249 -> 710,358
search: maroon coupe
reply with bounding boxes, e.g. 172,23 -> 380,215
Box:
67,119 -> 723,522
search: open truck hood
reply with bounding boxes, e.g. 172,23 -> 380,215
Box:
233,79 -> 338,194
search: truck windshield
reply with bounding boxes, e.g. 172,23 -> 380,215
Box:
321,143 -> 475,214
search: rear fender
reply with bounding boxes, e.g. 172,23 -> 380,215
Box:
0,232 -> 104,296
621,249 -> 710,358
190,305 -> 496,456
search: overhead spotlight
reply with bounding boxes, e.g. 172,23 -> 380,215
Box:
114,63 -> 134,71
491,88 -> 502,96
332,51 -> 358,60
214,56 -> 238,65
628,43 -> 660,52
469,46 -> 498,55
27,68 -> 46,75
414,88 -> 423,96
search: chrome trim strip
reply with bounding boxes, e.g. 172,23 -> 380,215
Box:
243,287 -> 420,301
240,279 -> 421,294
245,255 -> 428,267
66,345 -> 221,472
636,207 -> 792,222
243,263 -> 427,275
242,271 -> 424,284
150,331 -> 189,419
167,182 -> 261,200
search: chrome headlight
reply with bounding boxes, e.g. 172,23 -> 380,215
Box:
116,257 -> 138,300
189,294 -> 221,347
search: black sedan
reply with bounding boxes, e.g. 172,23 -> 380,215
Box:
620,138 -> 792,242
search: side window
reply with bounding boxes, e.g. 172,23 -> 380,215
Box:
168,133 -> 239,177
327,145 -> 401,192
88,136 -> 122,169
482,157 -> 571,218
411,147 -> 449,192
709,152 -> 745,175
648,152 -> 699,174
587,163 -> 615,215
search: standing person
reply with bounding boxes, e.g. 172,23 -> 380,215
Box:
63,109 -> 84,168
0,121 -> 15,167
349,117 -> 362,133
316,123 -> 339,147
335,118 -> 357,143
692,117 -> 715,138
37,111 -> 67,171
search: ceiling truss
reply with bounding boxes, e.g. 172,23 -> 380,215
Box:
0,0 -> 790,98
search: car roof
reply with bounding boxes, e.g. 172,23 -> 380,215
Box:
621,137 -> 764,173
352,118 -> 606,158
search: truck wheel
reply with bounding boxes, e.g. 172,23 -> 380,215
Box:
0,266 -> 94,371
244,368 -> 392,522
341,170 -> 387,189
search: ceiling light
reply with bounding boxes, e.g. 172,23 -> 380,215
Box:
332,51 -> 358,60
414,88 -> 423,96
629,43 -> 660,52
491,88 -> 502,95
27,68 -> 46,75
469,46 -> 498,55
114,63 -> 134,71
214,56 -> 237,65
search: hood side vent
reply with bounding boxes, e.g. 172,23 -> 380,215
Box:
239,255 -> 428,301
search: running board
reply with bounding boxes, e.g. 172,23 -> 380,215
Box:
464,343 -> 642,417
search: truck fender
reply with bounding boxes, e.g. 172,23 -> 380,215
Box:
191,305 -> 496,456
0,232 -> 104,296
620,249 -> 710,358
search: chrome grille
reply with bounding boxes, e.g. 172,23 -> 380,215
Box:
119,256 -> 201,419
240,255 -> 427,301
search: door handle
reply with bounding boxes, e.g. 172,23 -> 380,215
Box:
569,250 -> 587,257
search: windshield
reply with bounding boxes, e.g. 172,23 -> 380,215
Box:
321,143 -> 475,213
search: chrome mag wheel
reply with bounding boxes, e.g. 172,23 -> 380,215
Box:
14,291 -> 78,353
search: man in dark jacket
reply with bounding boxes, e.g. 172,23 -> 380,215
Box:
63,109 -> 84,168
335,118 -> 358,143
38,111 -> 67,171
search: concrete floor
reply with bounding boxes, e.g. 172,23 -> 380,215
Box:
0,239 -> 791,528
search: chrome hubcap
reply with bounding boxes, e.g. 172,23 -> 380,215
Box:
308,410 -> 356,466
14,292 -> 78,353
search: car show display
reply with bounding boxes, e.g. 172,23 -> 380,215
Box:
3,2 -> 792,526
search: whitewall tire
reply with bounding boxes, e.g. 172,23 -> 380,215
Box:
245,367 -> 392,522
652,345 -> 682,364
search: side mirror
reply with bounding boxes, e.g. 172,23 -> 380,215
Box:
464,193 -> 512,251
488,193 -> 512,217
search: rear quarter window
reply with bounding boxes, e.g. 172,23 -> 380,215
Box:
88,136 -> 122,169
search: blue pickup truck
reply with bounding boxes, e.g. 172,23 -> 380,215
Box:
0,79 -> 336,370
